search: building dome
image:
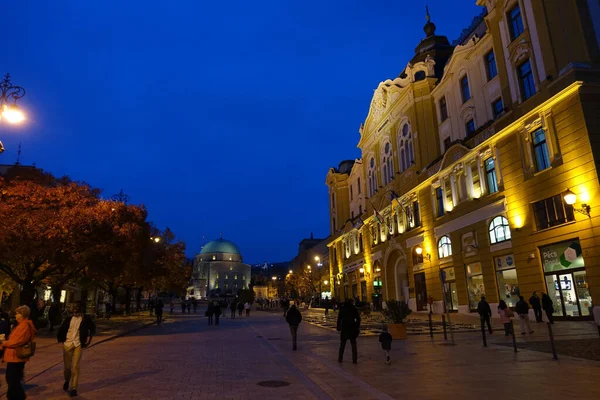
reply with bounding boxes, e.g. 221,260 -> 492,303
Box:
199,238 -> 241,256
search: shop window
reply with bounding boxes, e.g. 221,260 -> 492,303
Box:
435,187 -> 444,217
485,50 -> 497,80
484,157 -> 498,194
508,5 -> 524,41
443,267 -> 459,312
460,75 -> 471,103
533,194 -> 575,230
492,98 -> 504,119
412,200 -> 421,228
413,247 -> 424,265
518,60 -> 535,101
495,255 -> 519,307
438,236 -> 452,259
531,128 -> 550,172
489,216 -> 511,244
466,262 -> 485,311
439,96 -> 448,121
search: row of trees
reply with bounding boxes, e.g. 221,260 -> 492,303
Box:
285,265 -> 329,302
0,167 -> 189,314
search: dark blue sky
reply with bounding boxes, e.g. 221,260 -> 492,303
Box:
3,0 -> 480,263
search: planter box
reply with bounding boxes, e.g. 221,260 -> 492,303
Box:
387,323 -> 407,339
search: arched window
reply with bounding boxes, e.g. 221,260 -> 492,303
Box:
381,142 -> 394,185
438,236 -> 452,259
414,70 -> 426,81
368,157 -> 378,196
398,123 -> 414,172
489,216 -> 511,244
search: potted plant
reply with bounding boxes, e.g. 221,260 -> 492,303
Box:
384,299 -> 412,339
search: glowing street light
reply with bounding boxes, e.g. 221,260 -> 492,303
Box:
0,73 -> 26,154
1,104 -> 25,124
288,270 -> 293,274
151,236 -> 161,243
323,280 -> 329,285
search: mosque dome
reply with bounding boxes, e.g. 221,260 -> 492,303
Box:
199,237 -> 241,256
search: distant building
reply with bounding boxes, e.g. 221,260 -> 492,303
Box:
189,237 -> 251,299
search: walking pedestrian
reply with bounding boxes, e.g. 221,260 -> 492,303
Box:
105,302 -> 112,320
324,296 -> 329,316
529,291 -> 543,322
57,303 -> 96,397
192,297 -> 198,314
337,299 -> 361,364
244,302 -> 251,317
169,299 -> 175,315
515,296 -> 534,335
237,302 -> 244,317
477,295 -> 493,334
378,326 -> 392,365
48,301 -> 59,333
206,302 -> 214,326
214,302 -> 221,326
541,292 -> 554,324
148,298 -> 155,317
498,300 -> 514,336
155,299 -> 164,325
0,305 -> 36,400
230,301 -> 237,319
285,302 -> 302,350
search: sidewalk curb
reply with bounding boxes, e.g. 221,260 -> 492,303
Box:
0,320 -> 156,397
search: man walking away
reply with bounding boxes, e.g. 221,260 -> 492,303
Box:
337,299 -> 361,364
541,292 -> 554,324
58,303 -> 96,397
237,302 -> 244,317
516,296 -> 533,334
192,298 -> 198,314
477,296 -> 493,334
286,302 -> 302,351
244,302 -> 251,317
213,302 -> 221,326
155,299 -> 164,325
230,301 -> 237,319
206,302 -> 214,326
529,291 -> 543,322
378,326 -> 392,365
169,299 -> 175,315
324,296 -> 329,316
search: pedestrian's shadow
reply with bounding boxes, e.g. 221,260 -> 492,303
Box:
85,369 -> 161,391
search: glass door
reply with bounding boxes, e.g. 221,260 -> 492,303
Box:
558,273 -> 580,317
574,271 -> 592,317
545,275 -> 564,317
414,272 -> 427,311
444,282 -> 459,311
545,271 -> 593,318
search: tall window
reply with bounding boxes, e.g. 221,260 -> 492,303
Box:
460,75 -> 471,103
357,177 -> 361,194
533,194 -> 575,230
368,157 -> 378,196
492,98 -> 504,118
413,200 -> 421,227
508,5 -> 524,41
531,128 -> 550,171
398,123 -> 414,173
489,216 -> 511,244
438,236 -> 452,259
465,119 -> 475,135
518,60 -> 535,101
484,157 -> 498,194
382,142 -> 394,185
435,187 -> 444,217
350,184 -> 353,201
485,51 -> 498,80
439,96 -> 448,121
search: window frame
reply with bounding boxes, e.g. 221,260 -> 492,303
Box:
533,194 -> 575,230
460,75 -> 471,103
440,96 -> 449,121
485,50 -> 498,81
484,157 -> 498,194
531,128 -> 551,172
465,119 -> 475,135
492,97 -> 504,119
518,59 -> 535,102
508,4 -> 525,41
438,236 -> 452,259
489,216 -> 512,244
435,186 -> 445,217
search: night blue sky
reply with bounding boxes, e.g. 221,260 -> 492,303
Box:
2,0 -> 480,263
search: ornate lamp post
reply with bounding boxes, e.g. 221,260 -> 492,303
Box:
0,73 -> 26,154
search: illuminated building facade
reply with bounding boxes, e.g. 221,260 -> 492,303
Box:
326,0 -> 600,320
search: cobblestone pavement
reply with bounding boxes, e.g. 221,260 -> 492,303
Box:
3,310 -> 598,400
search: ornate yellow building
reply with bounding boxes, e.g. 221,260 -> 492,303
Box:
326,0 -> 600,321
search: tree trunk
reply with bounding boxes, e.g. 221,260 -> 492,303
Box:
125,287 -> 132,314
111,289 -> 118,311
80,287 -> 88,314
19,279 -> 36,307
136,287 -> 143,312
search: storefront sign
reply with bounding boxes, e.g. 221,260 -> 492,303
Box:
540,240 -> 584,272
495,254 -> 515,271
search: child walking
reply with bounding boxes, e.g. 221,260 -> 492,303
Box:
378,326 -> 393,365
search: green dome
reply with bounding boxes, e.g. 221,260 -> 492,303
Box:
200,238 -> 241,256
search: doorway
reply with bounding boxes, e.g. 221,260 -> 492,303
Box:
544,270 -> 593,319
414,272 -> 427,311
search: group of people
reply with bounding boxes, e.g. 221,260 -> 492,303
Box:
0,302 -> 96,399
477,291 -> 556,337
203,300 -> 252,326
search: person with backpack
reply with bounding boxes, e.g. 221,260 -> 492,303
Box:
337,299 -> 361,364
57,303 -> 97,397
285,302 -> 302,351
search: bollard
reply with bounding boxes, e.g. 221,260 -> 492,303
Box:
481,318 -> 488,348
547,322 -> 558,360
442,314 -> 448,341
429,313 -> 434,338
511,323 -> 518,353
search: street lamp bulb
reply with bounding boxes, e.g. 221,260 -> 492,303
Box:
289,270 -> 293,274
151,237 -> 161,243
415,246 -> 423,255
307,265 -> 311,269
359,267 -> 365,274
2,105 -> 25,124
563,188 -> 577,205
315,256 -> 320,261
324,280 -> 328,285
271,276 -> 277,280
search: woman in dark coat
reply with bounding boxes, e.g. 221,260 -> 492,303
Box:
337,299 -> 361,364
285,303 -> 302,350
213,302 -> 221,326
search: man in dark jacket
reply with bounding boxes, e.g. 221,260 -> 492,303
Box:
529,291 -> 542,322
337,299 -> 361,364
515,296 -> 533,335
57,303 -> 96,397
477,296 -> 493,334
285,303 -> 302,350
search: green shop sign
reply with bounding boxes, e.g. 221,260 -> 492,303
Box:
540,239 -> 584,272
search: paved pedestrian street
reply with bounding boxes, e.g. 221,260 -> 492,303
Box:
2,311 -> 599,400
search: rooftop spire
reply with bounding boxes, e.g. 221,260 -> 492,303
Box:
423,5 -> 436,37
426,5 -> 430,22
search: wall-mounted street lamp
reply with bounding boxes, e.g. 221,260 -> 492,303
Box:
288,270 -> 293,274
0,73 -> 26,154
564,188 -> 591,218
150,236 -> 161,243
415,246 -> 431,261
